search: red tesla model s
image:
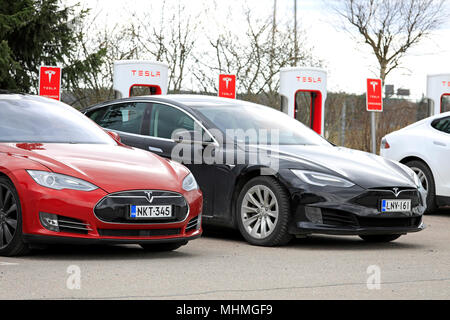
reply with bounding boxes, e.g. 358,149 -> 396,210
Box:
0,94 -> 202,256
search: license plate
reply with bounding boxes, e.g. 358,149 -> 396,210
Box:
381,199 -> 411,212
130,205 -> 172,219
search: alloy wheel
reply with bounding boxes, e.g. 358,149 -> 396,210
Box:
241,185 -> 279,239
411,167 -> 429,192
0,184 -> 18,249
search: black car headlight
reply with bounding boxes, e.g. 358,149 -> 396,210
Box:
291,170 -> 355,188
27,170 -> 98,191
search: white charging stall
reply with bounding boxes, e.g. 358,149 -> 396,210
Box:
113,60 -> 169,98
279,67 -> 327,136
427,74 -> 450,115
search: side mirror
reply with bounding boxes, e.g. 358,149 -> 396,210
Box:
106,130 -> 121,143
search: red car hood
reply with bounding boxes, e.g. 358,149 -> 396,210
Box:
1,143 -> 187,193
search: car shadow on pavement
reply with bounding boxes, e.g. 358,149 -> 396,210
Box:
21,244 -> 199,261
202,226 -> 243,241
428,208 -> 450,216
202,226 -> 427,251
286,234 -> 427,251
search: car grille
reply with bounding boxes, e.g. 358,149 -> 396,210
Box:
322,209 -> 358,227
94,190 -> 189,224
351,188 -> 421,209
319,210 -> 421,229
58,216 -> 92,235
97,228 -> 181,237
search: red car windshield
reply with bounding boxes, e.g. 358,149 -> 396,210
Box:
0,95 -> 114,144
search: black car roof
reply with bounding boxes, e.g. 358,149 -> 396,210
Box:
84,94 -> 252,112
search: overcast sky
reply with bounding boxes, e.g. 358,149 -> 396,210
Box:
72,0 -> 450,100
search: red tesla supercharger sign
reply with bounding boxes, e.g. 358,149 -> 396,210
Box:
39,66 -> 62,100
366,78 -> 383,154
218,74 -> 236,99
366,78 -> 383,111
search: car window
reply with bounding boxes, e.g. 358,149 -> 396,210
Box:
0,95 -> 114,144
194,102 -> 331,146
431,117 -> 450,134
92,103 -> 149,135
149,103 -> 199,139
85,108 -> 108,123
442,95 -> 450,113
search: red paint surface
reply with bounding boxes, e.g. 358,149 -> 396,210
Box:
0,143 -> 202,240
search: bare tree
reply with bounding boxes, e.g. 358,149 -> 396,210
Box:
192,7 -> 321,106
334,0 -> 448,84
129,1 -> 201,93
65,0 -> 320,108
65,15 -> 139,108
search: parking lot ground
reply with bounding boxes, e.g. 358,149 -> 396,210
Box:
0,211 -> 449,300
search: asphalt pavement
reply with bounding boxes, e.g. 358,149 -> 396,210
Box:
0,210 -> 449,300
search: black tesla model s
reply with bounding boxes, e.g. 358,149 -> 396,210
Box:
84,95 -> 426,246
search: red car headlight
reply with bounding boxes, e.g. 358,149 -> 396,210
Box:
27,170 -> 98,191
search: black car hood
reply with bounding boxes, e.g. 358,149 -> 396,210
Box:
260,145 -> 415,189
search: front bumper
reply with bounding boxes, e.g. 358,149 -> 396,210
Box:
23,232 -> 201,245
15,171 -> 203,245
296,221 -> 425,236
279,169 -> 426,237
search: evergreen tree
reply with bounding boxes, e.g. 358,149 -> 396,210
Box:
0,0 -> 106,93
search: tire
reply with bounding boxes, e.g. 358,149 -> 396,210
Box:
140,241 -> 186,252
236,176 -> 293,246
0,176 -> 30,256
405,160 -> 437,214
359,234 -> 402,243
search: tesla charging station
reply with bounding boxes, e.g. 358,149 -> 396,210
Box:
113,60 -> 169,98
427,74 -> 450,115
279,67 -> 327,136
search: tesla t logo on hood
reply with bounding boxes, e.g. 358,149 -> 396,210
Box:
144,191 -> 154,203
392,188 -> 400,198
371,187 -> 416,198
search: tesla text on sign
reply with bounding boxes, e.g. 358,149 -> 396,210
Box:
366,78 -> 383,112
39,66 -> 62,101
218,74 -> 236,99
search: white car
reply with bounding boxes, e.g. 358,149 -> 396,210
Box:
380,112 -> 450,213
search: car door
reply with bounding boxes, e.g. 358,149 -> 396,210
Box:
85,102 -> 151,149
141,102 -> 219,217
430,116 -> 450,197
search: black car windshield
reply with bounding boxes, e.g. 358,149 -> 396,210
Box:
0,95 -> 114,144
193,101 -> 331,146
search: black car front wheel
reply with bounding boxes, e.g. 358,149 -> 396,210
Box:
0,176 -> 29,256
236,176 -> 292,246
359,234 -> 402,243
